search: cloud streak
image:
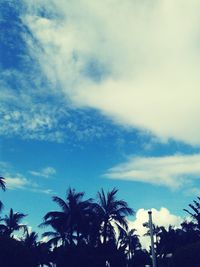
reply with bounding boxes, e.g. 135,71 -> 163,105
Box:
6,174 -> 53,194
29,166 -> 56,178
0,162 -> 53,194
105,154 -> 200,189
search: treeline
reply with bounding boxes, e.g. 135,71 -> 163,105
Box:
0,177 -> 200,267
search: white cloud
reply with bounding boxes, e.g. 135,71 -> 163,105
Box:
0,162 -> 53,194
29,188 -> 54,195
129,207 -> 182,249
29,166 -> 56,178
23,0 -> 200,145
6,175 -> 31,190
105,154 -> 200,189
5,174 -> 53,194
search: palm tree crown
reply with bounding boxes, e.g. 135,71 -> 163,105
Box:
96,188 -> 134,245
3,208 -> 27,237
184,197 -> 200,229
41,187 -> 93,246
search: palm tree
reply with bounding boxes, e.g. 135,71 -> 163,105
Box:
143,222 -> 161,245
125,229 -> 141,261
22,229 -> 38,248
96,188 -> 134,245
156,226 -> 176,256
41,187 -> 93,247
118,227 -> 141,264
0,177 -> 6,212
153,225 -> 187,266
3,208 -> 27,237
184,197 -> 200,230
180,220 -> 200,244
41,220 -> 69,248
22,230 -> 53,267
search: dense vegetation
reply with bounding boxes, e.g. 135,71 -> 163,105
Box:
0,177 -> 199,267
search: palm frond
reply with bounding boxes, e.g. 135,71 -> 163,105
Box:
52,196 -> 68,212
97,189 -> 107,208
0,177 -> 6,191
43,211 -> 65,221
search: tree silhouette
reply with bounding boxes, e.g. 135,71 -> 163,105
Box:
2,208 -> 27,237
24,230 -> 53,267
180,220 -> 199,244
0,186 -> 198,267
96,188 -> 134,246
88,188 -> 135,267
22,229 -> 38,248
41,187 -> 93,247
184,197 -> 200,230
118,228 -> 141,261
0,177 -> 6,212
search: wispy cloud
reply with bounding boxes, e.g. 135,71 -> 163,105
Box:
0,162 -> 53,194
0,103 -> 66,143
29,166 -> 56,178
20,0 -> 200,145
105,154 -> 200,189
0,88 -> 111,143
6,175 -> 32,190
0,1 -> 111,144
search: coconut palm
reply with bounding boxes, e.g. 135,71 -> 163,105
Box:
41,218 -> 69,248
143,222 -> 162,250
22,230 -> 52,267
184,197 -> 200,230
180,220 -> 200,245
117,226 -> 141,267
156,226 -> 176,256
41,187 -> 93,246
96,188 -> 134,245
3,208 -> 27,237
22,230 -> 38,248
122,229 -> 141,260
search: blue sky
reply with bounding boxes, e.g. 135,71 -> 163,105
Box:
1,0 -> 200,235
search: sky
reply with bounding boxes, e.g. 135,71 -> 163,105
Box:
1,0 -> 200,242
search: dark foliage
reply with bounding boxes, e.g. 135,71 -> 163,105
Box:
0,179 -> 199,267
172,241 -> 200,267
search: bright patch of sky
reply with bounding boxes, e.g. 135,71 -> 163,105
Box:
0,0 -> 200,238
